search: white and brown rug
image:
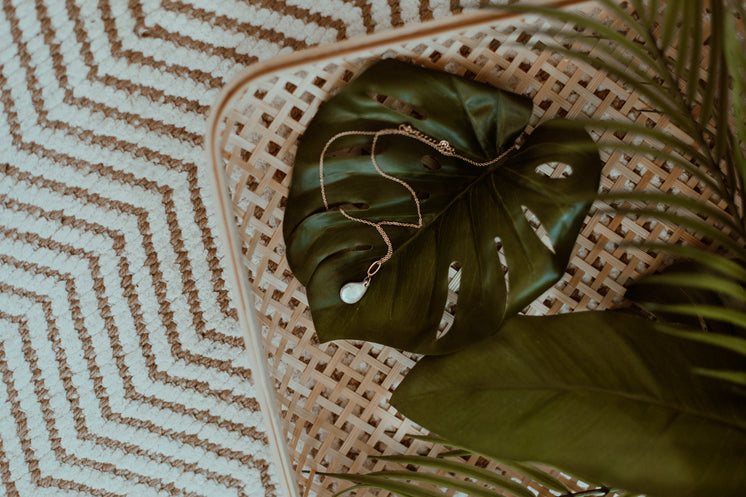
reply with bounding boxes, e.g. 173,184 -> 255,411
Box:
0,1 -> 474,496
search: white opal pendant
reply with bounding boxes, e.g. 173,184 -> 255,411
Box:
340,281 -> 368,304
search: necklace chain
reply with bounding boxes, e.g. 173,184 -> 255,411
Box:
319,123 -> 519,284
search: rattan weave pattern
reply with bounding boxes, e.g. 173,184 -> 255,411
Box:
214,4 -> 719,496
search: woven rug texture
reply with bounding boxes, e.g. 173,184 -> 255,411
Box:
0,1 -> 478,496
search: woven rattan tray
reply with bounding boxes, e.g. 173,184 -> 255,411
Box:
206,2 -> 707,496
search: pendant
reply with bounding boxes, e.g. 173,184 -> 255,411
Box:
340,281 -> 368,304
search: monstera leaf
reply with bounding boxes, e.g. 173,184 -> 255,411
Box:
626,260 -> 746,336
283,59 -> 601,354
391,311 -> 746,497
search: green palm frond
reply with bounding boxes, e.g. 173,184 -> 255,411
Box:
495,0 -> 746,342
723,3 -> 746,190
495,461 -> 570,494
643,303 -> 746,329
657,0 -> 681,48
602,206 -> 745,256
370,456 -> 536,497
501,1 -> 745,216
595,191 -> 740,234
319,435 -> 596,497
659,325 -> 746,355
632,271 -> 746,301
624,242 -> 746,282
547,121 -> 719,185
328,471 -> 510,497
657,325 -> 746,387
383,434 -> 573,493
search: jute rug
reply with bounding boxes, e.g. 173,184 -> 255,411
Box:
0,1 -> 478,496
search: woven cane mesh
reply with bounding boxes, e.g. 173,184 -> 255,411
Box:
213,4 -> 719,496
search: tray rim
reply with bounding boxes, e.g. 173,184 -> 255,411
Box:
204,3 -> 592,496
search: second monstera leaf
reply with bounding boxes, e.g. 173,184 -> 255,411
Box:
283,59 -> 601,354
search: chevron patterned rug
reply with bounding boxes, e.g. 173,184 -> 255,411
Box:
0,1 -> 478,496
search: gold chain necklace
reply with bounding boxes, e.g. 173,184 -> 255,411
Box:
319,124 -> 518,304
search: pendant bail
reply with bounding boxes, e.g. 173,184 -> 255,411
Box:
367,260 -> 382,278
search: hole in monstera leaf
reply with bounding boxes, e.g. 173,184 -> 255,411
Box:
436,261 -> 462,340
495,237 -> 510,298
421,155 -> 441,170
366,92 -> 428,120
521,205 -> 556,254
535,161 -> 573,178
